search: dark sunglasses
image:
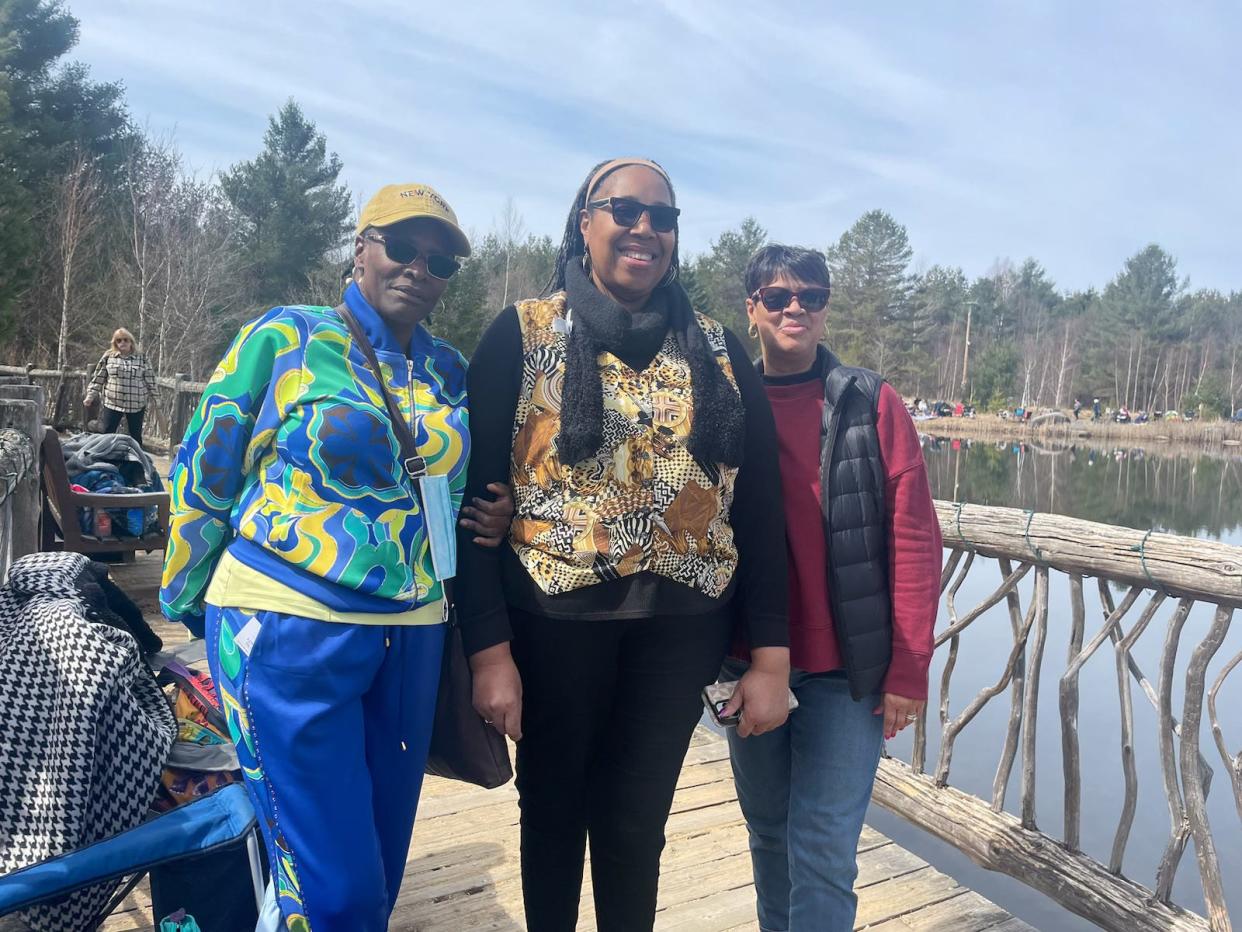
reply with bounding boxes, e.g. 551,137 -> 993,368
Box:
751,286 -> 830,312
588,197 -> 680,233
365,232 -> 460,280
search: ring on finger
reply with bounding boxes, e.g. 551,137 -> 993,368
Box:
905,713 -> 918,721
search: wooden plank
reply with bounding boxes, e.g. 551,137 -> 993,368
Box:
401,795 -> 753,922
99,887 -> 155,931
855,842 -> 931,888
865,889 -> 1037,931
94,561 -> 1025,932
656,884 -> 757,930
854,867 -> 968,927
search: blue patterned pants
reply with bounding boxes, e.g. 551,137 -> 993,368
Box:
205,605 -> 444,932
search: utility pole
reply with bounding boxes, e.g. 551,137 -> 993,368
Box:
960,301 -> 975,401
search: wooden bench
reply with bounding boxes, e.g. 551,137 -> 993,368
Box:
40,427 -> 169,559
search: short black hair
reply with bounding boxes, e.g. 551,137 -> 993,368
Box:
744,244 -> 830,297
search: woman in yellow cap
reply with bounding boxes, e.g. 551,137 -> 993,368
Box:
161,184 -> 510,931
457,158 -> 792,931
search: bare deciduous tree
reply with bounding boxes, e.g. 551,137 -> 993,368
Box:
54,153 -> 101,370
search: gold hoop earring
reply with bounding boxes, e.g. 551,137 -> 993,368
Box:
747,321 -> 758,339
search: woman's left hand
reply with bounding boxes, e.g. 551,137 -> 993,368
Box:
723,646 -> 791,738
460,482 -> 515,547
875,693 -> 926,740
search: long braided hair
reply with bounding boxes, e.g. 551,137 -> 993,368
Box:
543,158 -> 743,467
544,159 -> 681,296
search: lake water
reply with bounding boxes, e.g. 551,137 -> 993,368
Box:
866,435 -> 1242,929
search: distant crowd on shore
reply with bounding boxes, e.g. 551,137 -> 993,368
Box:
905,394 -> 1242,426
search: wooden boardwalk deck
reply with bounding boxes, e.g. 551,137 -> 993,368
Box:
92,553 -> 1031,931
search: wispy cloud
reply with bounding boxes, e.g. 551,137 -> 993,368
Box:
69,0 -> 1241,292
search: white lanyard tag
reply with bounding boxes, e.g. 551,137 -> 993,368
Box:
418,473 -> 457,581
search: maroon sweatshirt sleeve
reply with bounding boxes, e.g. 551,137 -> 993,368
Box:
875,383 -> 941,699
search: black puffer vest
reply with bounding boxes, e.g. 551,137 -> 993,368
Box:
816,347 -> 891,698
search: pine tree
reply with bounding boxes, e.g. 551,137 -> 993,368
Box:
0,0 -> 133,335
679,263 -> 711,315
219,99 -> 351,305
905,265 -> 968,394
825,210 -> 914,372
690,216 -> 767,342
1094,244 -> 1184,409
433,253 -> 490,356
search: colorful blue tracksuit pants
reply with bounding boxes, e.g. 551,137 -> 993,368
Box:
204,605 -> 444,932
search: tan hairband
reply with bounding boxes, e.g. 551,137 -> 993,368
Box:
586,158 -> 673,201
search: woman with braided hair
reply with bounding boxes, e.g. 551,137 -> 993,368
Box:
455,158 -> 791,931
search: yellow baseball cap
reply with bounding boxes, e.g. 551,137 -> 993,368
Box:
356,183 -> 471,257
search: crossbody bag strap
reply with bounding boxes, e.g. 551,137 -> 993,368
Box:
334,303 -> 456,607
335,304 -> 428,483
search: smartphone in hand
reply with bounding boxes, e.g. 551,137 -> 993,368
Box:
702,681 -> 741,728
702,677 -> 801,729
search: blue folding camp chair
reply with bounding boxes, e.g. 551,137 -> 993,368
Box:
0,784 -> 264,928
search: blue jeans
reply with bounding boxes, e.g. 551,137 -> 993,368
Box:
723,659 -> 884,932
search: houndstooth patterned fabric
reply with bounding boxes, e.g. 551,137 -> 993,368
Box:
0,552 -> 176,930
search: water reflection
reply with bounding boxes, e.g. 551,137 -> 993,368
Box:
905,433 -> 1242,929
921,436 -> 1242,539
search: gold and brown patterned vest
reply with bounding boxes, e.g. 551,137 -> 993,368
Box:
509,293 -> 741,597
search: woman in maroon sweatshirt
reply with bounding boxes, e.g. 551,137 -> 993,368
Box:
723,244 -> 942,932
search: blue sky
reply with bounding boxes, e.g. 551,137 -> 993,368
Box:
70,0 -> 1240,293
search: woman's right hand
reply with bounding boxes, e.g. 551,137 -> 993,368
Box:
469,642 -> 523,740
459,482 -> 515,547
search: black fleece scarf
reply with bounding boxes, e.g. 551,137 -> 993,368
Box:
558,258 -> 745,468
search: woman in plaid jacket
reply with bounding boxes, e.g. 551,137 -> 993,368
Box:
83,327 -> 157,448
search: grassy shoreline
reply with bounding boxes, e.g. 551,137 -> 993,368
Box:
916,413 -> 1242,449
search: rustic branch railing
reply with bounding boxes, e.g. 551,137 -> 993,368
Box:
0,381 -> 45,578
0,365 -> 206,448
0,429 -> 36,582
5,363 -> 1238,928
873,501 -> 1241,932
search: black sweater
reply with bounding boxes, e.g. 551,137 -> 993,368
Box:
456,303 -> 789,656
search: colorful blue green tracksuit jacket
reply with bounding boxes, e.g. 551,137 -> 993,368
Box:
159,282 -> 469,633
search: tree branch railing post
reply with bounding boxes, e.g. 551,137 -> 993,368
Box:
0,428 -> 36,582
166,371 -> 202,450
871,500 -> 1241,932
0,388 -> 44,577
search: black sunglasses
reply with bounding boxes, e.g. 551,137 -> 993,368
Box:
751,286 -> 830,313
365,232 -> 460,280
588,197 -> 680,233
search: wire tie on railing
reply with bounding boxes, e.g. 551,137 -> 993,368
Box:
1130,528 -> 1165,593
951,500 -> 973,550
1022,508 -> 1044,560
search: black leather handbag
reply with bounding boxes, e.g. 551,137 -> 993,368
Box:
336,304 -> 512,789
